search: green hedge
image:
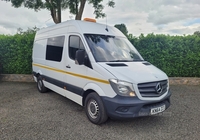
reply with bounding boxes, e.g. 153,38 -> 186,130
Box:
129,33 -> 200,77
0,30 -> 35,74
0,29 -> 200,77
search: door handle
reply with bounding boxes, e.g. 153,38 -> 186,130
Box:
66,65 -> 71,68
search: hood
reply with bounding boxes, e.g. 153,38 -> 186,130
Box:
98,62 -> 168,84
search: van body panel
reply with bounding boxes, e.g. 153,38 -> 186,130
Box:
83,83 -> 107,96
44,80 -> 82,105
98,62 -> 167,84
76,21 -> 124,36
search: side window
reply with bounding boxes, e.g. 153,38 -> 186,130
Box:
69,35 -> 84,60
46,36 -> 65,62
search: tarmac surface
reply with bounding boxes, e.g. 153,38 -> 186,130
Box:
0,82 -> 200,140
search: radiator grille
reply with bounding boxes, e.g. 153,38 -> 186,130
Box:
138,80 -> 168,97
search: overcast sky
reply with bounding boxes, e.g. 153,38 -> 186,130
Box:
0,0 -> 200,36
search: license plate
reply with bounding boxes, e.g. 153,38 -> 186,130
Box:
150,105 -> 166,115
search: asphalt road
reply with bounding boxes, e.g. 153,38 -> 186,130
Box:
0,82 -> 199,140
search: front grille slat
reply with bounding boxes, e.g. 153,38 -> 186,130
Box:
162,84 -> 168,89
139,88 -> 155,93
137,83 -> 157,88
138,80 -> 168,97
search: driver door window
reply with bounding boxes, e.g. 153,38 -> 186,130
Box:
69,35 -> 84,60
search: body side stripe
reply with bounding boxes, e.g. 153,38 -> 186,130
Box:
32,63 -> 109,84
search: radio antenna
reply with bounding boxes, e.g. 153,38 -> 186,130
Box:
105,15 -> 108,32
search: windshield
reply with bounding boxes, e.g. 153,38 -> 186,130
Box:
84,34 -> 144,62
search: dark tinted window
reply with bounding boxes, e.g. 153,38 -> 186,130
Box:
69,36 -> 84,60
46,36 -> 65,62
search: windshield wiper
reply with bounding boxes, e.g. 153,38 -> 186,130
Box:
132,59 -> 144,62
109,59 -> 144,62
109,60 -> 133,62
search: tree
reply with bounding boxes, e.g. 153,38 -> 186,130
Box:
67,0 -> 115,20
3,0 -> 67,23
114,24 -> 128,37
16,27 -> 39,35
193,31 -> 200,36
3,0 -> 115,23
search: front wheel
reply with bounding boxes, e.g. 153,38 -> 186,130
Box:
85,92 -> 108,124
37,76 -> 48,93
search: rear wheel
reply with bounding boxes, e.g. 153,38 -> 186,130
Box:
85,92 -> 108,124
37,76 -> 48,93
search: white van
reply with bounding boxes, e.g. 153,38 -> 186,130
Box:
32,19 -> 171,124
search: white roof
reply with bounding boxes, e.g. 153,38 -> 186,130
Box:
35,20 -> 125,40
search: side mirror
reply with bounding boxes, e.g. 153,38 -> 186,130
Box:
75,50 -> 85,65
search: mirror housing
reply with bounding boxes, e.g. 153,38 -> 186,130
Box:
75,50 -> 85,65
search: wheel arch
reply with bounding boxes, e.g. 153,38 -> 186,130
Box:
82,83 -> 106,106
33,70 -> 43,77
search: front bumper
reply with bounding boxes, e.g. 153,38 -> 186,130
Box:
102,91 -> 171,119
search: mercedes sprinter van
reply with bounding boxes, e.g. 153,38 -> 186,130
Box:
32,19 -> 171,124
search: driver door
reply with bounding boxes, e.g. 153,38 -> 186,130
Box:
63,34 -> 88,103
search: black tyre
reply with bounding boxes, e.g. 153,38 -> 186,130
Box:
85,92 -> 108,124
37,76 -> 48,93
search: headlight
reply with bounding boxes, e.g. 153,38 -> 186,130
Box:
109,79 -> 136,97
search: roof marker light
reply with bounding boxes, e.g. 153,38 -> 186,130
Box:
83,18 -> 96,23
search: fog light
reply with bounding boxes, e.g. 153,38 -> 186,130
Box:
117,107 -> 129,112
